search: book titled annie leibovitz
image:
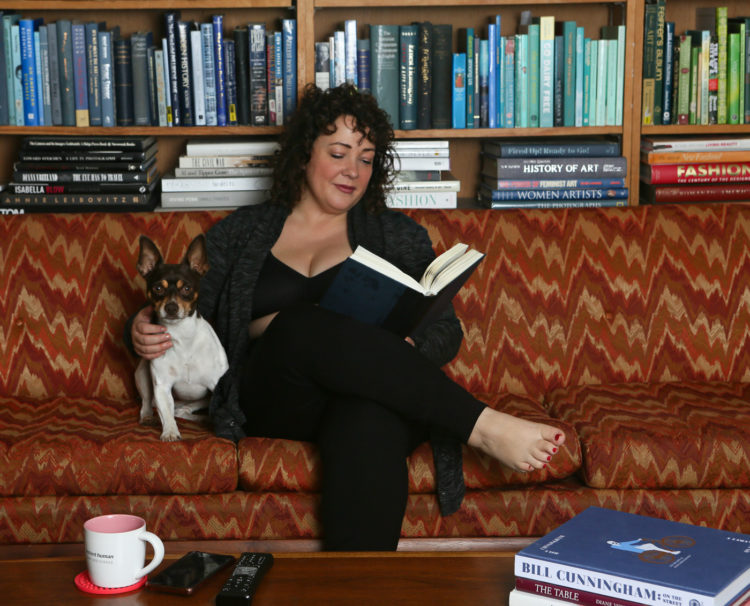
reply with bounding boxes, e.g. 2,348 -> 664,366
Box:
320,244 -> 483,338
515,507 -> 750,606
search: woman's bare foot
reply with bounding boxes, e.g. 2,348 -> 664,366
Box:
467,407 -> 566,472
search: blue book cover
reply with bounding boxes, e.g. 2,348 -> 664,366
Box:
574,26 -> 584,127
478,38 -> 489,127
33,30 -> 44,125
503,37 -> 515,128
85,22 -> 105,126
514,34 -> 528,128
582,37 -> 592,126
97,28 -> 117,127
451,52 -> 466,128
282,18 -> 296,121
661,22 -> 674,125
19,18 -> 42,126
527,23 -> 540,127
516,507 -> 750,606
487,23 -> 497,128
357,38 -> 370,93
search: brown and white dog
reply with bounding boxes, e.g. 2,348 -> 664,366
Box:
134,235 -> 228,441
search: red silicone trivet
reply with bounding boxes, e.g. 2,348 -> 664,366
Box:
74,570 -> 147,595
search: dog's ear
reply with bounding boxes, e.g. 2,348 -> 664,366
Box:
184,234 -> 209,276
137,236 -> 163,277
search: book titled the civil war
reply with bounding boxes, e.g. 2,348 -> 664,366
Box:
319,243 -> 483,338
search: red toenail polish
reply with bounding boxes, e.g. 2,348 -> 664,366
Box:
547,456 -> 551,461
555,433 -> 562,441
553,448 -> 558,453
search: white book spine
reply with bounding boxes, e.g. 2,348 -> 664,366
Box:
392,180 -> 460,192
334,30 -> 346,87
185,140 -> 279,156
386,191 -> 457,209
393,140 -> 450,149
201,22 -> 218,126
161,37 -> 173,126
394,156 -> 450,171
190,29 -> 206,126
344,19 -> 358,86
161,176 -> 273,192
178,155 -> 272,168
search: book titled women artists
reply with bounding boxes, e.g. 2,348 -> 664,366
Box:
515,507 -> 750,606
319,243 -> 483,338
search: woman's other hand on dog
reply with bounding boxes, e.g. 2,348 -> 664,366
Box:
132,306 -> 172,359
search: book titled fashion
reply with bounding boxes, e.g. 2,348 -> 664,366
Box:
319,243 -> 483,338
515,507 -> 750,606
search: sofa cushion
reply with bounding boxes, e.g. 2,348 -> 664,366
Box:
238,392 -> 581,493
0,396 -> 237,496
546,382 -> 750,489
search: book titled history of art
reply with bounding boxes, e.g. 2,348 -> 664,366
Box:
515,507 -> 750,606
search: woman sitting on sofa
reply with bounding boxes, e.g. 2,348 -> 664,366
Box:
128,84 -> 565,551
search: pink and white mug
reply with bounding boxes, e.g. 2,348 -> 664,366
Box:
84,514 -> 164,588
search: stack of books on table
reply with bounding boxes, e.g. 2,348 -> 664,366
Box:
159,138 -> 277,210
386,140 -> 459,209
478,138 -> 629,209
640,136 -> 750,204
0,135 -> 159,213
510,506 -> 750,606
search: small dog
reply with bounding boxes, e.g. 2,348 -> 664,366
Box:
134,234 -> 228,441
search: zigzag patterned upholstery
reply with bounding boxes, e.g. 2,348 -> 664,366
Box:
1,204 -> 749,544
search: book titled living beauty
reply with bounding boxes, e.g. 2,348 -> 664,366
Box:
319,243 -> 483,338
515,507 -> 750,606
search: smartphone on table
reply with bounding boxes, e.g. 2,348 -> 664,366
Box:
146,551 -> 236,595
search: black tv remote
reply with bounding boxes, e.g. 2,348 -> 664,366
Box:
215,552 -> 274,606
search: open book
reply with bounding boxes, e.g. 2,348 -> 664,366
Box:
319,243 -> 484,337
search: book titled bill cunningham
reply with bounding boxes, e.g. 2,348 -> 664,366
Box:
515,507 -> 750,606
319,243 -> 483,338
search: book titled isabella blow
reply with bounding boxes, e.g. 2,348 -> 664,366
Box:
515,507 -> 750,606
319,244 -> 483,338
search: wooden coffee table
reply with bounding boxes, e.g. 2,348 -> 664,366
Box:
1,551 -> 516,605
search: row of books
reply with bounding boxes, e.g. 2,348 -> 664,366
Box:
642,3 -> 750,125
639,135 -> 750,203
0,135 -> 161,212
510,507 -> 750,606
387,140 -> 459,209
0,12 -> 297,128
317,14 -> 626,132
477,137 -> 629,209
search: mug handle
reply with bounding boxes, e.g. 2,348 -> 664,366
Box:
135,530 -> 165,579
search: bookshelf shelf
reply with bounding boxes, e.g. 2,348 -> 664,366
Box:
1,0 -> 748,208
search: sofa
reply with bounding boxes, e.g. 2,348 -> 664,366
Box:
1,203 -> 749,548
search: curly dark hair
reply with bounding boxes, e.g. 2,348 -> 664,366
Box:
270,83 -> 395,213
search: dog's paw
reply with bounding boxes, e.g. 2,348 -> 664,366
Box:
160,429 -> 182,442
139,413 -> 159,427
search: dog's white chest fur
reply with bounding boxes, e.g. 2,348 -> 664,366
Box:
136,313 -> 228,441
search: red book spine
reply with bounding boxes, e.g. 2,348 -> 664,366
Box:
515,576 -> 650,606
643,161 -> 750,184
650,183 -> 750,202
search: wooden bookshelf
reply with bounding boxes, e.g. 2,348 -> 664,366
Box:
2,0 -> 750,205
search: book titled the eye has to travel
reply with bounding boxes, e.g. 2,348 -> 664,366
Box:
514,507 -> 750,606
319,243 -> 484,338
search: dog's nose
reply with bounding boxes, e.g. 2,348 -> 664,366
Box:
164,302 -> 180,317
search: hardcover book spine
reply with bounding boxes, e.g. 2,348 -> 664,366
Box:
232,26 -> 249,125
175,20 -> 194,126
269,34 -> 279,122
0,15 -> 10,125
333,30 -> 345,87
716,6 -> 728,124
641,1 -> 658,124
57,20 -> 75,126
248,23 -> 268,126
643,161 -> 750,184
451,52 -> 466,128
273,30 -> 283,125
9,22 -> 23,125
131,32 -> 153,126
46,17 -> 64,125
503,37 -> 515,128
416,22 -> 433,130
479,39 -> 489,127
357,38 -> 370,92
146,43 -> 158,126
605,31 -> 618,126
574,26 -> 584,127
677,34 -> 691,124
553,33 -> 564,126
164,12 -> 182,126
431,24 -> 452,129
515,577 -> 645,606
200,23 -> 217,126
97,29 -> 116,127
71,22 -> 89,126
528,23 -> 540,127
582,38 -> 592,126
370,24 -> 400,129
212,14 -> 227,126
514,34 -> 528,128
481,186 -> 628,201
19,18 -> 40,126
484,156 -> 627,179
223,38 -> 237,126
113,36 -> 133,126
282,18 -> 296,121
161,37 -> 173,126
652,0 -> 666,124
38,26 -> 52,126
344,19 -> 358,86
538,16 -> 555,128
487,23 -> 497,128
399,24 -> 417,130
708,35 -> 719,125
189,28 -> 206,126
662,22 -> 674,125
641,183 -> 750,203
562,21 -> 576,127
729,32 -> 741,124
587,39 -> 598,126
85,22 -> 102,126
595,39 -> 608,126
314,41 -> 330,90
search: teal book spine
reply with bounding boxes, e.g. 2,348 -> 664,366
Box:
574,26 -> 584,126
34,30 -> 44,125
487,23 -> 497,128
528,23 -> 540,127
459,27 -> 475,128
582,38 -> 591,126
503,36 -> 514,128
19,18 -> 42,126
451,52 -> 466,128
514,34 -> 528,128
494,15 -> 502,127
589,40 -> 599,126
606,31 -> 618,125
38,25 -> 52,126
11,22 -> 24,125
595,38 -> 607,126
562,21 -> 576,127
616,25 -> 626,125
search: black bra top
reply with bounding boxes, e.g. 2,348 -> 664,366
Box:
251,252 -> 343,320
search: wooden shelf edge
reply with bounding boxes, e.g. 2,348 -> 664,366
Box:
4,1 -> 293,9
642,124 -> 750,135
395,127 -> 623,139
315,0 -> 615,7
0,126 -> 285,136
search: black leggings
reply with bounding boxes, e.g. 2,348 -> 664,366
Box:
239,304 -> 485,551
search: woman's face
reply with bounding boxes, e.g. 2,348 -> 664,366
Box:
301,115 -> 375,215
